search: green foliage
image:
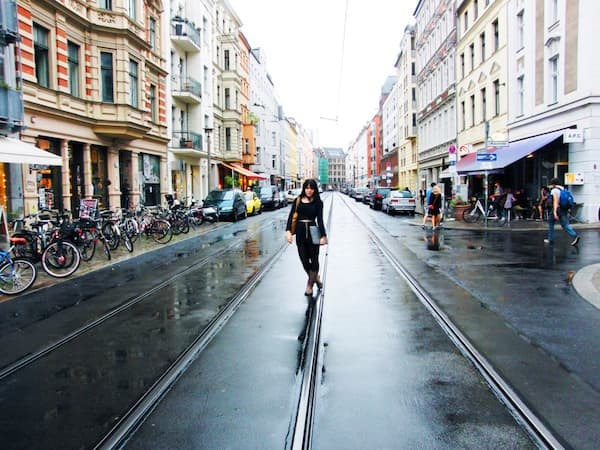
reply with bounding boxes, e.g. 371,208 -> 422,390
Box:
449,195 -> 466,208
224,175 -> 240,188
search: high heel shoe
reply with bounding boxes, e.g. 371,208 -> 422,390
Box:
304,289 -> 313,296
315,278 -> 323,289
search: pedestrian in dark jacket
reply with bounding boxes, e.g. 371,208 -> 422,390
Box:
285,179 -> 328,296
428,185 -> 443,229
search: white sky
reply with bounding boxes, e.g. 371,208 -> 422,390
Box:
227,0 -> 416,149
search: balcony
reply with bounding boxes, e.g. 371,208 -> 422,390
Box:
171,130 -> 204,158
171,17 -> 201,52
171,76 -> 201,104
0,0 -> 19,44
0,85 -> 24,132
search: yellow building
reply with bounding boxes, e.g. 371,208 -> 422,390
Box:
19,0 -> 169,215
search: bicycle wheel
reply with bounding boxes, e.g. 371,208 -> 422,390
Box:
123,218 -> 139,243
41,241 -> 81,278
100,237 -> 112,260
151,219 -> 173,244
78,230 -> 96,262
102,222 -> 120,251
462,207 -> 481,223
0,258 -> 37,295
122,232 -> 134,253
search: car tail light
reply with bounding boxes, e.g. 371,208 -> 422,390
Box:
408,199 -> 415,204
375,194 -> 382,199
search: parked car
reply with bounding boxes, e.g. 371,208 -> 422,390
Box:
278,190 -> 287,208
253,185 -> 282,210
369,187 -> 396,210
244,190 -> 262,216
381,190 -> 416,216
203,189 -> 247,221
352,187 -> 370,202
286,188 -> 302,204
363,189 -> 374,204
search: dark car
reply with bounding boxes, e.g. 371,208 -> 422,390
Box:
253,185 -> 282,210
369,187 -> 396,210
203,189 -> 247,221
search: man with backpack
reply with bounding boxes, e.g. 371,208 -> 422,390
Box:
544,177 -> 580,246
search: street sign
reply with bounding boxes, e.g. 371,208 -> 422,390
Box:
488,141 -> 509,147
477,153 -> 497,161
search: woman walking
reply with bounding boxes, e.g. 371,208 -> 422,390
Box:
428,185 -> 443,229
285,179 -> 328,296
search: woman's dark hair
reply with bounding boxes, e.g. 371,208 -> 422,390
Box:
301,179 -> 322,202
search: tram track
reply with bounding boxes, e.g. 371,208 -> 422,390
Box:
338,194 -> 563,450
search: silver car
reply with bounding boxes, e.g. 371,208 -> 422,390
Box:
382,190 -> 416,215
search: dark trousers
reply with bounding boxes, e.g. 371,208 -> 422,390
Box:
296,222 -> 320,273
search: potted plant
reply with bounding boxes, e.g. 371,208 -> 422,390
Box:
450,195 -> 469,220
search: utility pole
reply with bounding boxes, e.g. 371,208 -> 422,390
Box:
204,127 -> 213,190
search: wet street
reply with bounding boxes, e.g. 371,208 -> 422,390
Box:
0,192 -> 599,449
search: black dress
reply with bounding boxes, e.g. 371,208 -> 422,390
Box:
286,198 -> 327,274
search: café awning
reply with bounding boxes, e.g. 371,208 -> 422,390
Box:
220,162 -> 267,180
0,136 -> 63,166
456,129 -> 564,175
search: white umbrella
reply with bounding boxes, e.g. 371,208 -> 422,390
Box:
0,136 -> 63,166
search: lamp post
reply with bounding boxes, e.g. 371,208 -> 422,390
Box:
204,127 -> 213,190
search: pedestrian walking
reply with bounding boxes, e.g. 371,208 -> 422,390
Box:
544,177 -> 580,246
285,178 -> 328,297
427,185 -> 443,229
422,182 -> 436,226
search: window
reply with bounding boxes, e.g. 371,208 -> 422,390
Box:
549,0 -> 558,24
33,24 -> 49,88
474,0 -> 479,20
225,127 -> 231,151
480,32 -> 486,61
128,0 -> 136,19
469,43 -> 475,70
460,101 -> 465,130
129,60 -> 138,107
149,84 -> 157,122
149,18 -> 156,50
224,87 -> 230,109
67,41 -> 80,97
517,11 -> 524,49
460,53 -> 465,78
493,79 -> 500,116
464,11 -> 468,32
99,0 -> 112,10
549,56 -> 558,103
481,87 -> 486,121
101,52 -> 114,103
470,94 -> 475,127
517,75 -> 524,115
224,49 -> 230,70
493,19 -> 499,51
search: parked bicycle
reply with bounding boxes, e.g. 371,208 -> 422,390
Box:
0,238 -> 37,295
462,197 -> 506,226
11,212 -> 82,278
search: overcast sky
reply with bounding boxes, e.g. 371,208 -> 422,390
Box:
227,0 -> 416,149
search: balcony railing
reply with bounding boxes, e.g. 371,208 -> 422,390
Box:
172,130 -> 203,151
0,0 -> 18,43
171,76 -> 202,104
0,86 -> 24,131
171,17 -> 201,52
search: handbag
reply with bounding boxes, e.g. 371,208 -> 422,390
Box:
309,225 -> 321,245
290,197 -> 300,235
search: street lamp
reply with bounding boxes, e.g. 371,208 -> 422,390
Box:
204,127 -> 213,190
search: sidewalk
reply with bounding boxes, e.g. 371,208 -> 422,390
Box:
413,210 -> 600,309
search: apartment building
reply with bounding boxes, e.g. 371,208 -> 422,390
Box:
386,24 -> 419,191
503,0 -> 600,223
454,0 -> 508,200
414,0 -> 457,194
168,0 -> 213,204
248,47 -> 283,185
19,0 -> 169,215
